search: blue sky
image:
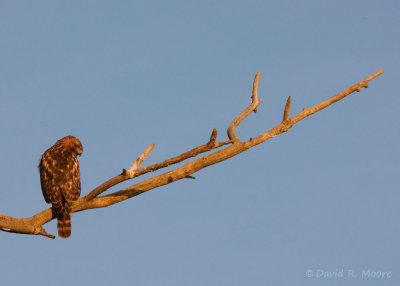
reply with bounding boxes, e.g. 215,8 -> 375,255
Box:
0,1 -> 398,285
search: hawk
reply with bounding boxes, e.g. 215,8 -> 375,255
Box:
39,136 -> 83,238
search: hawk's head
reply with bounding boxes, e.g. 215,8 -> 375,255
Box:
60,136 -> 83,156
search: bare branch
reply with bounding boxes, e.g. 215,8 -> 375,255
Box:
0,70 -> 383,239
133,129 -> 232,175
227,72 -> 262,143
246,69 -> 383,147
290,69 -> 383,125
83,129 -> 232,203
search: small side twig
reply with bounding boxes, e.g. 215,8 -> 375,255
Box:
122,143 -> 155,179
282,96 -> 291,122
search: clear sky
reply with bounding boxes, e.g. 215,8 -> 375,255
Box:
0,1 -> 398,285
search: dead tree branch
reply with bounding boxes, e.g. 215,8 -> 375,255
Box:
0,70 -> 383,238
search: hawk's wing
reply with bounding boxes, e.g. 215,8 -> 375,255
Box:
39,151 -> 62,204
39,147 -> 81,203
60,155 -> 81,202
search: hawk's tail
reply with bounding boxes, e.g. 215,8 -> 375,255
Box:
52,201 -> 72,238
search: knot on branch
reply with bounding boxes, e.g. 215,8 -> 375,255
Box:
356,81 -> 369,92
279,121 -> 293,133
122,168 -> 136,179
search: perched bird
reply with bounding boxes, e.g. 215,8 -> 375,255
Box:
39,136 -> 82,238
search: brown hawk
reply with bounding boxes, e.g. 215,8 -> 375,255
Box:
39,136 -> 83,238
